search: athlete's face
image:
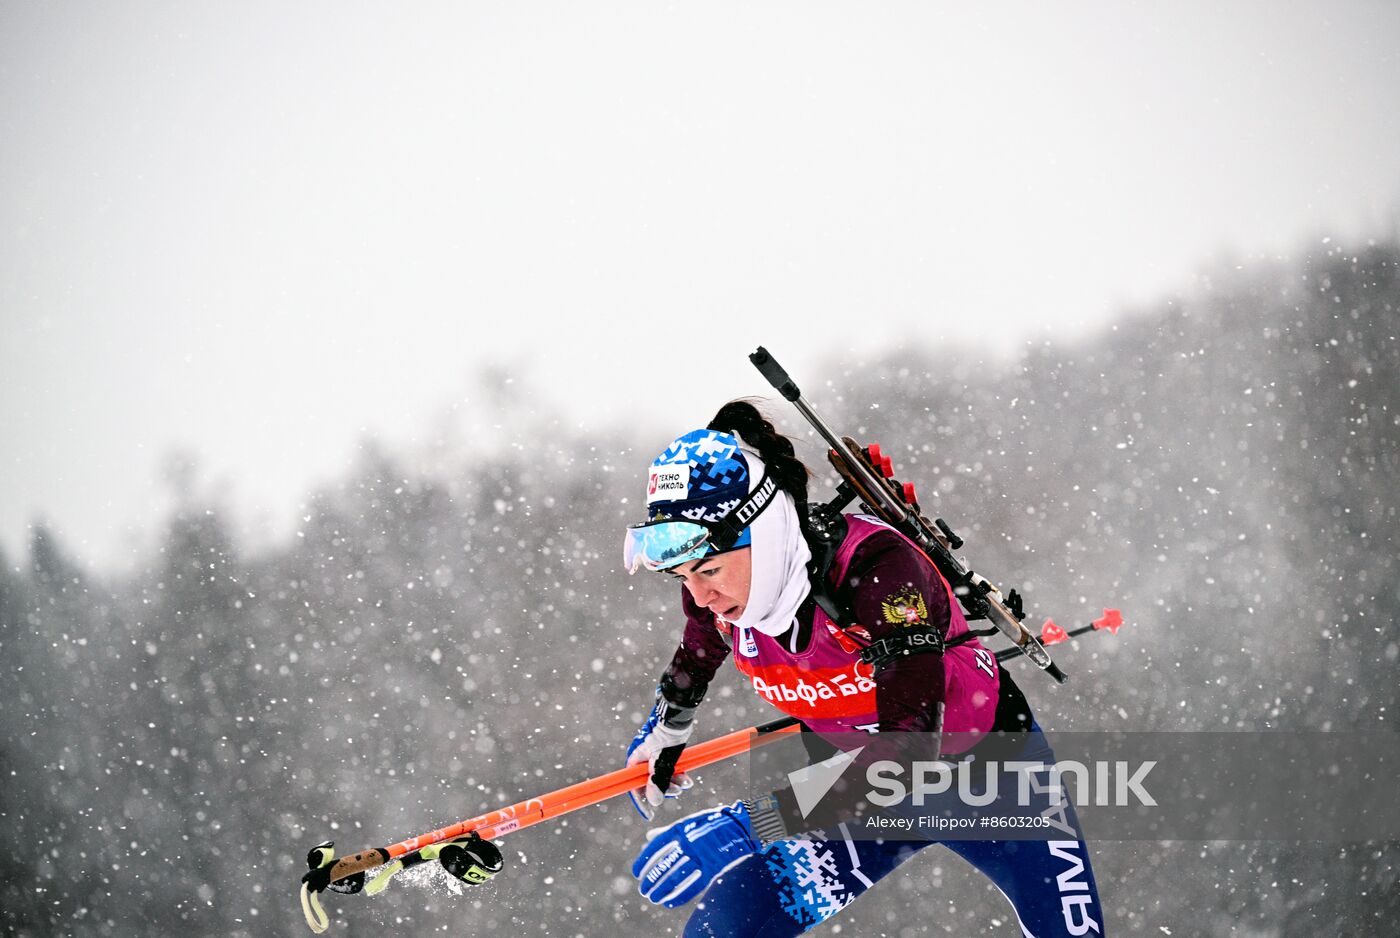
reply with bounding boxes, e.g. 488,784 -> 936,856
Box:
670,548 -> 753,622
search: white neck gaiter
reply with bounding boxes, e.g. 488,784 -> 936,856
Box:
728,452 -> 812,637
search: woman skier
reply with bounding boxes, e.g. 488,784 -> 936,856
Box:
621,400 -> 1105,936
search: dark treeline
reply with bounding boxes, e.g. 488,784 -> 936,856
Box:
2,240 -> 1396,936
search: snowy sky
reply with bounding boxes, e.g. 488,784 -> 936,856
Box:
3,1 -> 1398,571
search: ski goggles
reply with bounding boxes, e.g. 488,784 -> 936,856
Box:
623,473 -> 778,574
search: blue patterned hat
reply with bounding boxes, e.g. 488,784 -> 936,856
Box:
645,428 -> 755,548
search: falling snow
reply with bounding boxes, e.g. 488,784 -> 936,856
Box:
3,242 -> 1398,935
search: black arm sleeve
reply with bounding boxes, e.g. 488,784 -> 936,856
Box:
660,587 -> 733,707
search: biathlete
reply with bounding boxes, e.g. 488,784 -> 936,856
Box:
621,400 -> 1105,937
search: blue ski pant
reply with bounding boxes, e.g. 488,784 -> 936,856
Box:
683,730 -> 1105,937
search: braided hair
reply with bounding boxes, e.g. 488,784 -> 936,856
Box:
707,400 -> 811,519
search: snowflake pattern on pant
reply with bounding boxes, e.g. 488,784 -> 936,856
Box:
762,838 -> 855,930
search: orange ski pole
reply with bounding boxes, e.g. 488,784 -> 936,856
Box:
299,716 -> 801,932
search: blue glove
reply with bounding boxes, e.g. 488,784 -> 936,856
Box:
626,691 -> 696,820
632,801 -> 759,908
